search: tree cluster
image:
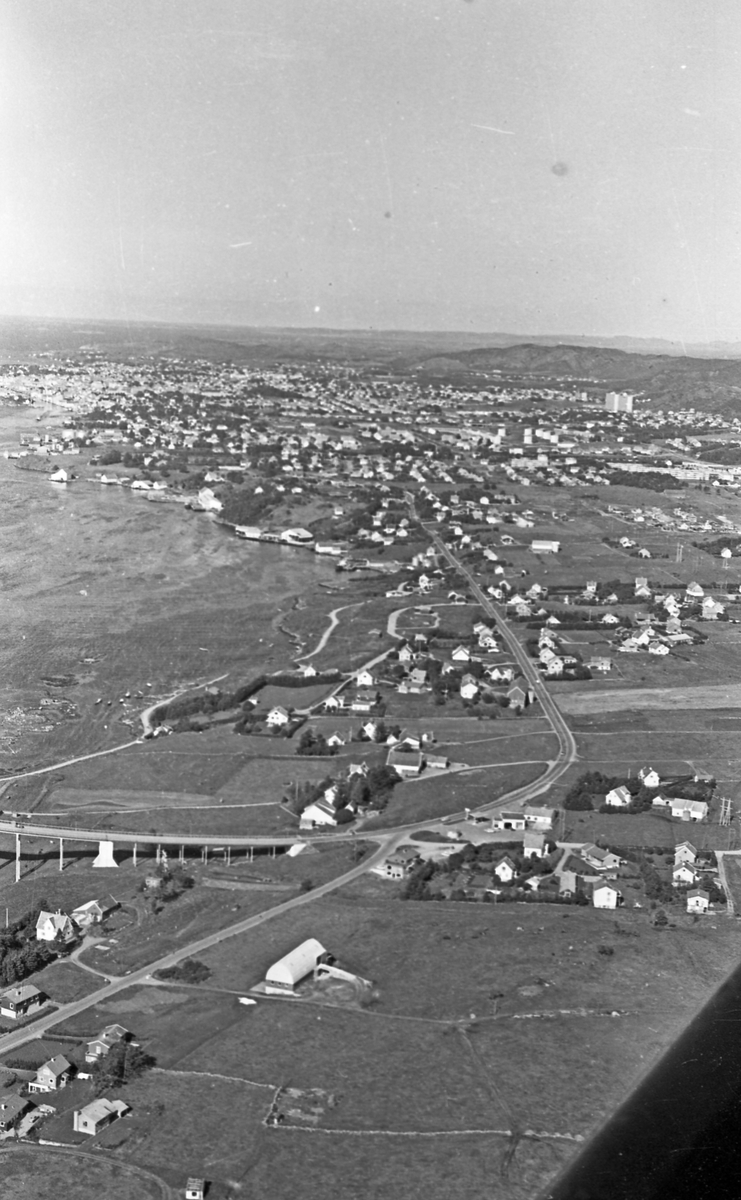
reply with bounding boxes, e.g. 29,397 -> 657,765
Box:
91,1040 -> 155,1096
156,958 -> 210,984
0,903 -> 58,987
296,728 -> 337,757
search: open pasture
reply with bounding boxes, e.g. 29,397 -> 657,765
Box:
561,807 -> 729,852
364,761 -> 547,829
557,681 -> 741,714
39,802 -> 298,838
51,734 -> 248,796
257,681 -> 338,711
215,756 -> 337,804
0,1146 -> 166,1200
574,730 -> 741,780
433,731 -> 558,768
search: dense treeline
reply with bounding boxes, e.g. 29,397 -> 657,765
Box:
607,470 -> 682,491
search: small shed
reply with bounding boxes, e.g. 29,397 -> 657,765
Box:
265,939 -> 328,995
185,1181 -> 206,1200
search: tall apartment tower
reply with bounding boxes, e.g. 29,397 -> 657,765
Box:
605,391 -> 633,413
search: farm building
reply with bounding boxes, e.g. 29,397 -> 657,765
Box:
264,939 -> 331,995
523,807 -> 555,830
71,897 -> 119,928
669,798 -> 708,822
531,540 -> 560,554
491,811 -> 526,831
386,746 -> 424,777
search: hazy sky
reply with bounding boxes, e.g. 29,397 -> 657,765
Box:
2,0 -> 740,341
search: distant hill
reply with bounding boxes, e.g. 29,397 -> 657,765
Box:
413,341 -> 741,413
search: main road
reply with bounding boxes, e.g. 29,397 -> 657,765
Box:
426,525 -> 578,797
0,836 -> 401,1056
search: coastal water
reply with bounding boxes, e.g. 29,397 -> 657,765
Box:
544,956 -> 741,1200
0,410 -> 338,771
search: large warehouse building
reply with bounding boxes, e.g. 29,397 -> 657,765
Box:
264,939 -> 330,995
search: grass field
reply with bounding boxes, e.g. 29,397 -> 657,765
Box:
561,808 -> 732,851
35,801 -> 299,838
573,730 -> 741,780
47,735 -> 248,796
104,895 -> 741,1198
363,761 -> 547,829
215,756 -> 335,804
433,731 -> 558,768
0,1146 -> 166,1200
257,681 -> 339,710
558,682 -> 741,714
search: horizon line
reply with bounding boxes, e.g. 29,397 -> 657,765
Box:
0,310 -> 735,351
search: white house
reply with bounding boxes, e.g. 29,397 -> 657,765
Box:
605,785 -> 632,808
85,1024 -> 129,1063
673,864 -> 699,887
28,1055 -> 73,1094
582,844 -> 622,871
522,831 -> 546,859
451,645 -> 472,663
355,668 -> 376,688
36,910 -> 77,944
686,888 -> 710,914
638,767 -> 661,790
493,857 -> 517,883
674,841 -> 697,865
592,883 -> 623,909
266,706 -> 290,727
299,799 -> 339,829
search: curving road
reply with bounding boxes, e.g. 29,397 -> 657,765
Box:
426,527 -> 578,799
